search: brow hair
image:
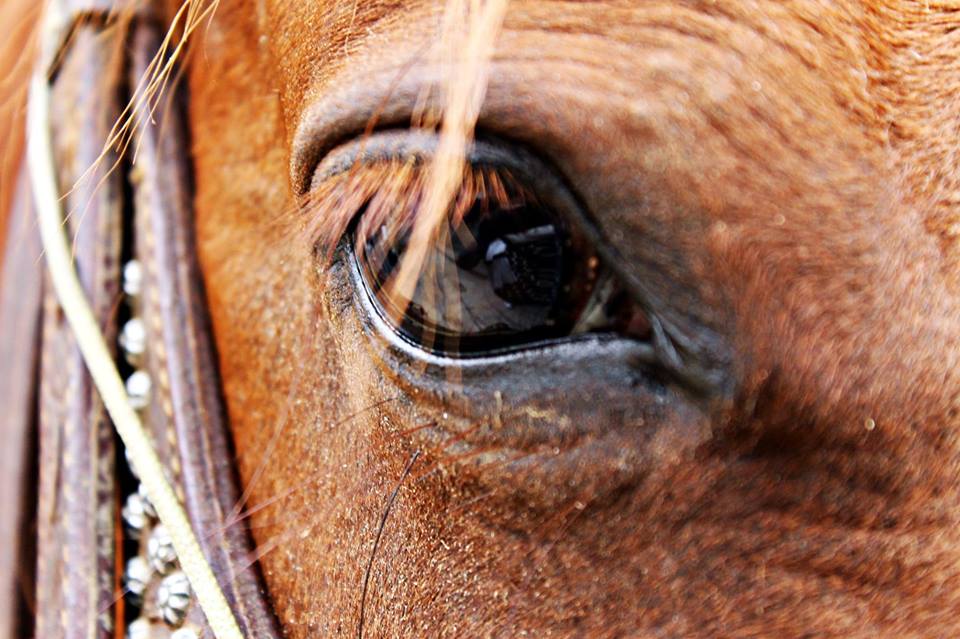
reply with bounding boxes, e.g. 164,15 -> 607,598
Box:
386,0 -> 509,304
0,0 -> 41,246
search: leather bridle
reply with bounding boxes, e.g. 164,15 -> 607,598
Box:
0,3 -> 280,637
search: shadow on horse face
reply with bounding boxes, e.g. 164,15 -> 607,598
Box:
180,0 -> 960,636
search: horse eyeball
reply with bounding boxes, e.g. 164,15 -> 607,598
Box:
351,165 -> 650,357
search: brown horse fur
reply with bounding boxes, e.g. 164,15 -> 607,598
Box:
7,0 -> 960,637
0,0 -> 40,264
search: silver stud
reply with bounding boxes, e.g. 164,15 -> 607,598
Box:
157,571 -> 192,627
127,617 -> 152,639
121,493 -> 150,536
147,524 -> 178,575
124,556 -> 153,603
125,370 -> 152,410
137,483 -> 157,519
123,260 -> 143,297
119,318 -> 146,364
171,627 -> 199,639
124,446 -> 139,479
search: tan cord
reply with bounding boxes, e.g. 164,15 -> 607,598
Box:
389,0 -> 508,304
27,4 -> 243,638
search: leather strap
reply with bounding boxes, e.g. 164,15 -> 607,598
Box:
128,20 -> 281,638
35,19 -> 125,639
0,166 -> 44,639
12,7 -> 282,638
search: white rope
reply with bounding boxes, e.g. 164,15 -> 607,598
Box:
27,5 -> 243,639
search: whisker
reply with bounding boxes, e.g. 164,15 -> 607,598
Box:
228,370 -> 306,522
396,420 -> 436,437
534,497 -> 591,562
357,450 -> 421,639
409,441 -> 505,484
437,421 -> 483,451
329,395 -> 403,430
241,521 -> 311,569
98,583 -> 136,616
223,483 -> 304,530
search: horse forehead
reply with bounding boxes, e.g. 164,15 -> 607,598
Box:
255,1 -> 954,122
184,0 -> 960,310
233,2 -> 958,265
250,1 -> 960,198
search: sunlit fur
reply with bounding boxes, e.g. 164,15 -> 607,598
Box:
0,0 -> 40,253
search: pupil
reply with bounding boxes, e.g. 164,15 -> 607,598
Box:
483,225 -> 562,307
358,193 -> 570,354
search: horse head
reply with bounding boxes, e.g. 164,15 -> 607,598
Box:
3,1 -> 960,637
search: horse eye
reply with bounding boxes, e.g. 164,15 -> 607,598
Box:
351,163 -> 652,357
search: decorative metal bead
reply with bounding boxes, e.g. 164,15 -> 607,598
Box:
157,571 -> 192,627
121,492 -> 150,536
137,483 -> 157,519
171,627 -> 199,639
123,260 -> 143,297
127,617 -> 151,639
125,370 -> 152,410
147,524 -> 178,575
124,556 -> 152,602
124,446 -> 139,479
119,317 -> 146,364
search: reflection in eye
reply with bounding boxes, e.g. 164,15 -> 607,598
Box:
349,164 -> 652,356
359,177 -> 569,353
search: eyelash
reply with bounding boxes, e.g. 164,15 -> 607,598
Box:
303,152 -> 524,260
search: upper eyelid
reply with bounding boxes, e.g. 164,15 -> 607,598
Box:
308,130 -> 544,191
290,61 -> 449,194
302,129 -> 588,256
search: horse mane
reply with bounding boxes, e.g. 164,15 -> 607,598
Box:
0,0 -> 41,256
0,0 -> 207,265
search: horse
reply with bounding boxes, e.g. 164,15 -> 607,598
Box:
3,0 -> 960,637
